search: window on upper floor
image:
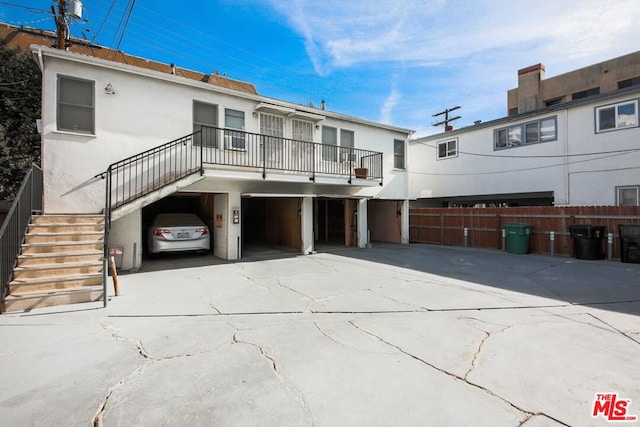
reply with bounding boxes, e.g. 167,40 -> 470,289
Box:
437,139 -> 457,159
394,139 -> 405,169
225,108 -> 245,150
495,116 -> 557,150
321,126 -> 338,161
617,186 -> 639,206
618,77 -> 640,90
193,101 -> 218,147
339,129 -> 355,162
292,119 -> 313,142
595,100 -> 638,133
57,75 -> 95,134
572,87 -> 600,100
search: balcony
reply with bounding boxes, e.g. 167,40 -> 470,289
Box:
103,128 -> 384,214
196,126 -> 383,183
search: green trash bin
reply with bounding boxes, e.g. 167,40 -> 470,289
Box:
504,222 -> 533,254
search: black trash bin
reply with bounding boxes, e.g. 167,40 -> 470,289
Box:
618,224 -> 640,264
568,224 -> 606,260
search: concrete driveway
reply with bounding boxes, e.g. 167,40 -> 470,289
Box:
1,244 -> 639,426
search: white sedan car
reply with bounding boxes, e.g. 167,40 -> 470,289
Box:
147,213 -> 210,254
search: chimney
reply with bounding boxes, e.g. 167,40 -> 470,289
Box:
170,63 -> 176,75
321,100 -> 326,110
517,63 -> 545,114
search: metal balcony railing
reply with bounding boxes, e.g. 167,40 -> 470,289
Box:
100,127 -> 383,212
195,126 -> 383,183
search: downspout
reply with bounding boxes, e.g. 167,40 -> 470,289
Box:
34,46 -> 45,72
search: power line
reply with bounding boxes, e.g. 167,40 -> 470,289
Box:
0,2 -> 49,14
409,151 -> 637,176
92,0 -> 118,42
415,141 -> 640,159
110,0 -> 136,56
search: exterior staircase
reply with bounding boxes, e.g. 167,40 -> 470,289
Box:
4,214 -> 105,312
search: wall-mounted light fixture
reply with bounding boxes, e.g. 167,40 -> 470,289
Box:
315,124 -> 320,130
252,111 -> 258,118
104,83 -> 115,95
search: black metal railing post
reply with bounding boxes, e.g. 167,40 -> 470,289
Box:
102,167 -> 111,308
0,164 -> 42,313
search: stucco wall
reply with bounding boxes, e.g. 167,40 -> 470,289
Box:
409,91 -> 640,206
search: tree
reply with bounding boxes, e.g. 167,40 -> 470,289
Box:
0,42 -> 41,201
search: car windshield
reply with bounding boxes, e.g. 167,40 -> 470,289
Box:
154,214 -> 203,227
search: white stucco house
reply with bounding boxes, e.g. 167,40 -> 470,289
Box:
32,44 -> 413,270
408,85 -> 640,207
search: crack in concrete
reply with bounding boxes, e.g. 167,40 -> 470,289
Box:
101,322 -> 208,361
348,320 -> 571,427
231,329 -> 314,426
92,365 -> 144,427
366,288 -> 429,311
210,302 -> 223,315
586,313 -> 640,346
313,322 -> 348,348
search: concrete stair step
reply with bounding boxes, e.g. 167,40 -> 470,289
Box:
17,251 -> 104,266
21,241 -> 104,254
25,232 -> 104,244
3,286 -> 104,312
9,273 -> 103,294
31,214 -> 104,225
28,223 -> 105,233
12,262 -> 103,280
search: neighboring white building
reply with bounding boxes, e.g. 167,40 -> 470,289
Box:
32,45 -> 413,270
409,85 -> 640,207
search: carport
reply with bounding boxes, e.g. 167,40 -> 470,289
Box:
141,192 -> 217,259
368,199 -> 405,244
241,195 -> 303,254
314,197 -> 358,248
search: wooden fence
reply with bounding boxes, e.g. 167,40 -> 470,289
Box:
409,206 -> 640,260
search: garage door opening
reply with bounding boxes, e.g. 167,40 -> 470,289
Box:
314,198 -> 357,248
242,197 -> 301,256
141,193 -> 215,260
368,200 -> 402,244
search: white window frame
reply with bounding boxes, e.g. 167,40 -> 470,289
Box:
617,186 -> 640,206
595,100 -> 638,133
56,75 -> 95,134
437,139 -> 457,159
193,101 -> 218,147
494,116 -> 557,150
394,139 -> 405,169
224,108 -> 245,150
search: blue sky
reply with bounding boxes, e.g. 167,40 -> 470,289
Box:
2,0 -> 640,136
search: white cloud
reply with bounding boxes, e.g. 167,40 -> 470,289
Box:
379,82 -> 402,124
265,0 -> 640,73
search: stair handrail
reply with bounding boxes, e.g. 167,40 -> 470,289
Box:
96,132 -> 204,281
0,164 -> 43,313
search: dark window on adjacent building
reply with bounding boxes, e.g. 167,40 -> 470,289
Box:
595,100 -> 638,132
437,139 -> 457,159
545,97 -> 562,107
618,77 -> 640,89
572,87 -> 600,100
508,107 -> 518,116
495,116 -> 557,150
57,75 -> 95,134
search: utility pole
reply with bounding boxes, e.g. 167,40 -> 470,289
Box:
51,0 -> 68,50
432,106 -> 461,131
